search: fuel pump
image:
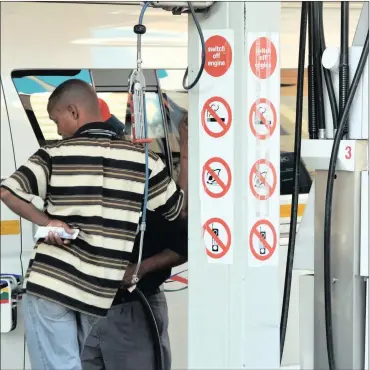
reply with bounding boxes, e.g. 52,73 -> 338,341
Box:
296,2 -> 369,369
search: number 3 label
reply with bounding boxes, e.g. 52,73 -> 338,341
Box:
345,146 -> 352,160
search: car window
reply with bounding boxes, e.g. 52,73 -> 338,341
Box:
11,69 -> 169,157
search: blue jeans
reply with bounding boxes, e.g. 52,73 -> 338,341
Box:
22,294 -> 99,370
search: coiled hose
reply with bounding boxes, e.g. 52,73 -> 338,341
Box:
280,2 -> 308,361
307,2 -> 318,139
312,1 -> 326,138
339,1 -> 350,137
318,1 -> 339,132
133,287 -> 165,370
324,31 -> 369,370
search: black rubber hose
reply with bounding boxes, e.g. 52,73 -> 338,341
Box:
133,288 -> 164,370
312,2 -> 326,136
339,1 -> 350,137
318,2 -> 339,131
324,31 -> 369,370
308,2 -> 318,139
280,2 -> 308,362
182,2 -> 206,90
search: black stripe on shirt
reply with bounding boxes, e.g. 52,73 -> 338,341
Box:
148,166 -> 170,199
52,156 -> 148,173
35,149 -> 52,181
156,187 -> 183,220
17,166 -> 39,195
45,212 -> 139,233
73,237 -> 134,260
33,253 -> 122,289
48,186 -> 144,202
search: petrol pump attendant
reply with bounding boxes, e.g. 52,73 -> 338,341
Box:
0,79 -> 188,370
81,210 -> 187,370
81,103 -> 189,370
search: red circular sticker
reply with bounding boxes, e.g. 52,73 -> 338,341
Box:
204,35 -> 233,77
203,217 -> 232,259
249,37 -> 277,79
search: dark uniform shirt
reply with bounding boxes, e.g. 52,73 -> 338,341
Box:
112,210 -> 188,304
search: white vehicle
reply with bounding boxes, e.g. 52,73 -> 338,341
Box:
0,2 -> 363,369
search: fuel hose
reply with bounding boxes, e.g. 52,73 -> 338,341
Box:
323,31 -> 369,370
280,1 -> 308,361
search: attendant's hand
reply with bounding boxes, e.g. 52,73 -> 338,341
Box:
44,219 -> 74,246
121,263 -> 148,288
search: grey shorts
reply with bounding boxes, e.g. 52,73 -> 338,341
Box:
81,291 -> 171,370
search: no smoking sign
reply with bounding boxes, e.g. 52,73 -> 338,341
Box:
201,97 -> 232,138
249,98 -> 277,139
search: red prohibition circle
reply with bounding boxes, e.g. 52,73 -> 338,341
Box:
249,219 -> 277,261
248,98 -> 277,140
201,96 -> 232,138
202,157 -> 232,198
249,159 -> 277,200
249,37 -> 277,79
204,35 -> 233,77
203,217 -> 231,259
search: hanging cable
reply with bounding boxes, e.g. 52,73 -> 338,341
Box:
280,2 -> 308,362
182,1 -> 206,90
128,4 -> 165,370
323,31 -> 369,370
318,2 -> 339,133
339,1 -> 350,137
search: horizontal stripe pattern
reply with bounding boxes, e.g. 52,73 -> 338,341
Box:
2,123 -> 184,316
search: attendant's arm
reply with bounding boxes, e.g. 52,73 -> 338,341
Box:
0,148 -> 51,225
0,149 -> 73,240
139,249 -> 187,276
0,188 -> 50,226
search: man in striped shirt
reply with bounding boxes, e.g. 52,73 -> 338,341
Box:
0,79 -> 188,370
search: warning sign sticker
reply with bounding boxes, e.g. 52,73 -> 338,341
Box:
249,36 -> 277,79
249,159 -> 277,200
203,217 -> 231,259
249,219 -> 277,261
249,98 -> 277,139
204,35 -> 233,78
201,97 -> 232,138
202,157 -> 232,198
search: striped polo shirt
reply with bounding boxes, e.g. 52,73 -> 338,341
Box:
1,122 -> 184,317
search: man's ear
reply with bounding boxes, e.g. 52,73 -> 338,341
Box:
68,104 -> 79,120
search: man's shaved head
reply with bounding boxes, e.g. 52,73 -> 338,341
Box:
47,79 -> 102,139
